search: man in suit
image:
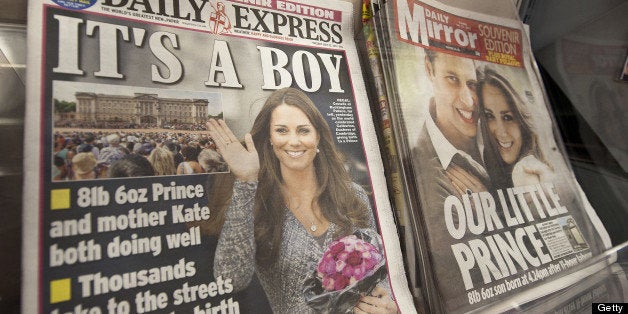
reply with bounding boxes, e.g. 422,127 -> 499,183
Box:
413,49 -> 489,203
411,50 -> 490,311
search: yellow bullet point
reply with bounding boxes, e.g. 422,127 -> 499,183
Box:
50,278 -> 71,303
50,189 -> 71,210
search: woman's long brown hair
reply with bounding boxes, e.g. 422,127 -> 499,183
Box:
249,88 -> 370,267
478,68 -> 546,188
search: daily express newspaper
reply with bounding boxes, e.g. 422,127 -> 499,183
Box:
22,0 -> 414,313
373,0 -> 613,312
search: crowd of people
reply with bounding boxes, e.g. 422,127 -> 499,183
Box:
52,130 -> 228,180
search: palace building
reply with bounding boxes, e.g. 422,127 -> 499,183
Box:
73,92 -> 209,126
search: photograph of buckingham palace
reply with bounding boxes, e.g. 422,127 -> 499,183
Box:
59,92 -> 211,129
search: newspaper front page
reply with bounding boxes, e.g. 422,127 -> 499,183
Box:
23,0 -> 414,312
373,0 -> 613,312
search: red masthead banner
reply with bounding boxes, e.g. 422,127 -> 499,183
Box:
394,0 -> 523,67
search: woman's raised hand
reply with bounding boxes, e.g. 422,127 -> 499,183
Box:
207,119 -> 259,182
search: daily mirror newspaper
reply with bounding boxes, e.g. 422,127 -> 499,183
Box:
22,0 -> 414,313
372,0 -> 613,312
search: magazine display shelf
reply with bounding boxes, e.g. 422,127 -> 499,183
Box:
1,1 -> 626,312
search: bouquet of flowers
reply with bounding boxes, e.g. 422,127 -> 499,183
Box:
303,229 -> 387,313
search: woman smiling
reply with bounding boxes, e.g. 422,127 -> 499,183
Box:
478,68 -> 554,189
208,88 -> 397,313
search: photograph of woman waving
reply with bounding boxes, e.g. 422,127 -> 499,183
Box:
209,88 -> 397,313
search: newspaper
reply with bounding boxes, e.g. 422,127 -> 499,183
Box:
359,0 -> 420,302
23,0 -> 414,312
370,0 -> 613,312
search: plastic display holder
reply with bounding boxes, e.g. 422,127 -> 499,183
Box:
471,242 -> 628,313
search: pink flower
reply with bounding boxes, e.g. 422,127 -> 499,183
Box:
354,241 -> 366,252
316,233 -> 384,291
332,273 -> 350,290
342,264 -> 355,277
318,256 -> 336,276
346,251 -> 363,266
363,258 -> 376,270
329,242 -> 345,256
322,276 -> 335,291
337,251 -> 349,262
335,259 -> 347,272
343,239 -> 357,252
352,264 -> 366,281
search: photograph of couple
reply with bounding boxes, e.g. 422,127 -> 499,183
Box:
413,49 -> 554,204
